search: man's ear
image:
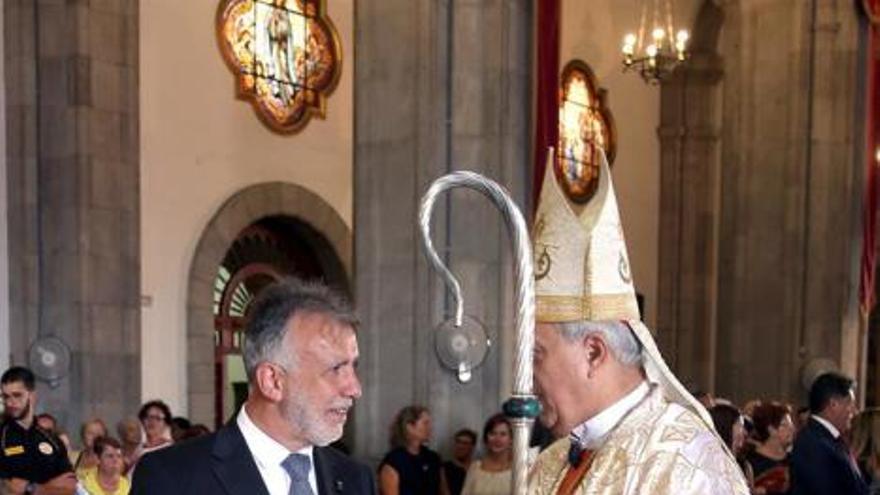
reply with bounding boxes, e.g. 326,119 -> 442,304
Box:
582,333 -> 609,377
254,363 -> 285,403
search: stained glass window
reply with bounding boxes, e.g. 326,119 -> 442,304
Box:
218,0 -> 341,133
557,60 -> 616,203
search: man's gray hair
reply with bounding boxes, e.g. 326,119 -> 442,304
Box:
241,277 -> 357,381
557,320 -> 643,367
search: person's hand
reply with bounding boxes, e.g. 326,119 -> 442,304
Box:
33,473 -> 77,495
2,478 -> 28,495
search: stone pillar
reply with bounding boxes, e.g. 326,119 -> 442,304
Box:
657,42 -> 724,392
658,0 -> 862,404
353,0 -> 531,462
4,0 -> 139,431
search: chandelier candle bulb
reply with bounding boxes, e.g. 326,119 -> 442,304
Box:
623,33 -> 637,56
619,0 -> 690,83
652,28 -> 665,44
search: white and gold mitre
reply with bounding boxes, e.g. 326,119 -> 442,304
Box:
532,149 -> 717,430
533,149 -> 640,322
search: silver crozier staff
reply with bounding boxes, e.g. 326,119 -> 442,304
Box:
418,171 -> 540,495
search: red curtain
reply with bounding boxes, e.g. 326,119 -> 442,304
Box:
859,0 -> 880,314
533,0 -> 561,209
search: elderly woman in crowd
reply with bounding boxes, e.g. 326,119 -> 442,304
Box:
461,413 -> 512,495
75,418 -> 109,475
379,405 -> 442,495
115,417 -> 142,475
137,400 -> 173,455
746,402 -> 794,494
76,436 -> 130,495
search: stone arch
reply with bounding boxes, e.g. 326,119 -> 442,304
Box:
185,182 -> 351,425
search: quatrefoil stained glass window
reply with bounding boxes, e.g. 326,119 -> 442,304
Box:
557,60 -> 616,204
217,0 -> 341,133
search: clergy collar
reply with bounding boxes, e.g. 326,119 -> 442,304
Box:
811,414 -> 841,439
570,380 -> 650,450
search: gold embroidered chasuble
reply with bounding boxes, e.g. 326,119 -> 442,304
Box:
528,386 -> 749,495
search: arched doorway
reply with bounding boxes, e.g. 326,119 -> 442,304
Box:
187,182 -> 352,427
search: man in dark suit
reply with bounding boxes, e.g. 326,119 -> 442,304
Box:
132,278 -> 375,494
791,371 -> 867,495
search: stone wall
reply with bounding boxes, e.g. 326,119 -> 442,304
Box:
4,0 -> 140,432
658,0 -> 863,405
353,0 -> 531,463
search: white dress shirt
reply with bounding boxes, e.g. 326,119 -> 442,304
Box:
570,381 -> 651,450
237,406 -> 318,495
811,414 -> 841,439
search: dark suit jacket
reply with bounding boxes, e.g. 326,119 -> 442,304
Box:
131,422 -> 376,495
790,417 -> 868,495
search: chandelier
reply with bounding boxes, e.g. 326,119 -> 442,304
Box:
621,0 -> 689,84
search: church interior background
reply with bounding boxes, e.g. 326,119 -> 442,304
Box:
0,0 -> 878,465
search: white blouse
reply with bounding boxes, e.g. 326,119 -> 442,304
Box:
460,459 -> 512,495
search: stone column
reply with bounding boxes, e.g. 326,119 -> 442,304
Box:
4,0 -> 139,431
658,0 -> 862,404
657,43 -> 724,392
353,0 -> 531,461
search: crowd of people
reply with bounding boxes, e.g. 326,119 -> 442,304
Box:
377,407 -> 515,495
0,365 -> 211,495
704,371 -> 875,495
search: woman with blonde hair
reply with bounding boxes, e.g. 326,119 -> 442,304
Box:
851,408 -> 880,494
75,418 -> 109,475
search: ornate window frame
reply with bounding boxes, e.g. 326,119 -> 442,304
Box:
216,0 -> 342,134
557,59 -> 617,204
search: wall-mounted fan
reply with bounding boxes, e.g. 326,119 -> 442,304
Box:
434,315 -> 491,383
27,337 -> 71,388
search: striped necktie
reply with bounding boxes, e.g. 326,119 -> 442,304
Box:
281,453 -> 315,495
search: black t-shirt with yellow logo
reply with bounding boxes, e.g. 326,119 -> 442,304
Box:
0,419 -> 72,483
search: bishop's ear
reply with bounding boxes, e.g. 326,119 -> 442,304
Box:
582,333 -> 609,375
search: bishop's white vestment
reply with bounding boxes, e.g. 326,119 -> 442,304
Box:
528,385 -> 750,495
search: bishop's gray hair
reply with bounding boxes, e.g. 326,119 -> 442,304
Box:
557,320 -> 643,367
242,277 -> 357,382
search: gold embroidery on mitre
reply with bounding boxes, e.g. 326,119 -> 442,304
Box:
618,252 -> 632,284
536,294 -> 640,323
535,245 -> 553,281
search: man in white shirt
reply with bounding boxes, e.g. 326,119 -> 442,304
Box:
132,278 -> 375,495
791,371 -> 866,495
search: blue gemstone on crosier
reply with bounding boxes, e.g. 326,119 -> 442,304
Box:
502,397 -> 542,418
